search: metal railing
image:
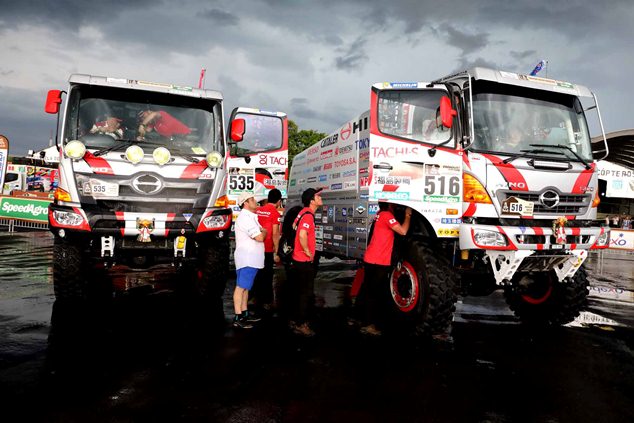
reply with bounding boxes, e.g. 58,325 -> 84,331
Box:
0,218 -> 49,232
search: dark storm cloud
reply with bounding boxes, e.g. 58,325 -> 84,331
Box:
451,57 -> 500,74
334,37 -> 369,71
0,0 -> 156,29
0,86 -> 57,156
197,8 -> 240,26
289,98 -> 315,119
510,50 -> 537,60
439,24 -> 489,54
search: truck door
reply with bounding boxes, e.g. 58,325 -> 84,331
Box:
369,84 -> 463,239
227,108 -> 288,216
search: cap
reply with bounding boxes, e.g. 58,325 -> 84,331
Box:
301,187 -> 323,206
238,191 -> 254,207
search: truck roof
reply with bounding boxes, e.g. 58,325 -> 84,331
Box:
68,74 -> 223,101
434,67 -> 594,98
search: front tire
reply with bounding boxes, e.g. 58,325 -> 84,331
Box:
53,238 -> 88,300
195,241 -> 230,300
389,239 -> 457,335
504,267 -> 589,325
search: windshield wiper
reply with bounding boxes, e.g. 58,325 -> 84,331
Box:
173,153 -> 199,163
93,140 -> 136,157
502,148 -> 563,164
529,144 -> 591,169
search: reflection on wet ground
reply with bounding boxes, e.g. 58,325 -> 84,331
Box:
0,232 -> 633,422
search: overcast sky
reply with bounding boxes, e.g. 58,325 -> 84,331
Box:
0,0 -> 632,156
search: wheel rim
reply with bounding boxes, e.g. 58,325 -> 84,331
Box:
520,275 -> 554,305
390,261 -> 420,312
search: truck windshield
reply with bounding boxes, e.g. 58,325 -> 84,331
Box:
469,83 -> 592,161
63,85 -> 224,156
232,112 -> 283,155
377,89 -> 452,145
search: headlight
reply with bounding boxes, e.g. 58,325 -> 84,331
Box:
474,229 -> 507,247
65,140 -> 86,160
206,151 -> 223,168
125,145 -> 145,164
52,210 -> 85,226
202,214 -> 229,229
153,147 -> 171,166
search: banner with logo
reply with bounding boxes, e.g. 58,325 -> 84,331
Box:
609,229 -> 634,251
0,196 -> 51,222
597,160 -> 634,199
0,135 -> 9,193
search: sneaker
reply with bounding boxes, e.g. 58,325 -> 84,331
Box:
233,318 -> 253,329
359,325 -> 382,336
243,311 -> 262,323
292,323 -> 315,337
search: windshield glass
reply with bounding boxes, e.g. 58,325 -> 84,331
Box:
469,82 -> 592,161
232,112 -> 283,155
64,84 -> 224,156
377,89 -> 452,145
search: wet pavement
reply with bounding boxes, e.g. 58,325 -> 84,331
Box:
0,231 -> 633,422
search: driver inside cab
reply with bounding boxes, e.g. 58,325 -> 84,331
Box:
137,109 -> 191,140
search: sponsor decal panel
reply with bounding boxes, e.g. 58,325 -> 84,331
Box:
0,196 -> 52,222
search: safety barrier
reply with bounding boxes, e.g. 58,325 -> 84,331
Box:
0,217 -> 48,232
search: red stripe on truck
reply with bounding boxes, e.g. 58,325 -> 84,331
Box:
83,152 -> 114,175
481,154 -> 529,191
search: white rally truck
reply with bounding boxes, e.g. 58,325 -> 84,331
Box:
45,75 -> 275,301
287,68 -> 610,334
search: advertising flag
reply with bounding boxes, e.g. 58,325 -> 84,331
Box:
529,60 -> 547,76
0,135 -> 9,193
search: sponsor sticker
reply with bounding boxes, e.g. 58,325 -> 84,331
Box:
501,196 -> 534,217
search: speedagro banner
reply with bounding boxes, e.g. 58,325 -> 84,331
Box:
0,196 -> 51,222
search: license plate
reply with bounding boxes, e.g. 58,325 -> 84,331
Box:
84,179 -> 119,197
550,244 -> 564,249
501,196 -> 534,217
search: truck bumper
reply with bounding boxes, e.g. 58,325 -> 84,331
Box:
459,224 -> 609,284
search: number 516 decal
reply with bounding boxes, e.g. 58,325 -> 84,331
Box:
424,175 -> 460,196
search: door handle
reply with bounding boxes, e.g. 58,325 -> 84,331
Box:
373,162 -> 393,170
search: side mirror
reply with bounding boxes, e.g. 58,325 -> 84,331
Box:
230,118 -> 245,142
45,90 -> 62,114
439,96 -> 457,129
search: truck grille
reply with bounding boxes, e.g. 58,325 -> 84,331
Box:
498,190 -> 591,216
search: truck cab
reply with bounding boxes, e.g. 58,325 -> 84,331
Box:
46,75 -> 236,300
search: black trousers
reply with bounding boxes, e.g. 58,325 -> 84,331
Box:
359,263 -> 391,327
252,252 -> 274,307
289,260 -> 316,324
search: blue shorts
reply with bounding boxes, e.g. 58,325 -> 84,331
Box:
236,267 -> 259,290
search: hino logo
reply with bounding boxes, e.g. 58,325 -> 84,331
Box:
131,174 -> 163,195
539,190 -> 560,209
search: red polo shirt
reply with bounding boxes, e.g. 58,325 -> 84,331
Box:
256,203 -> 280,253
364,211 -> 399,266
292,207 -> 315,262
151,111 -> 191,137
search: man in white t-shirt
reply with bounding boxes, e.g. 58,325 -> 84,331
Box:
233,191 -> 267,329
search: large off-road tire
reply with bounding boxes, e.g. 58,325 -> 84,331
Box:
195,241 -> 230,300
389,239 -> 457,335
53,238 -> 87,300
504,267 -> 589,326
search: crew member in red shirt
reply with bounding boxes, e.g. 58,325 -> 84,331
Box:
290,187 -> 323,336
360,202 -> 412,336
254,188 -> 283,313
138,110 -> 191,139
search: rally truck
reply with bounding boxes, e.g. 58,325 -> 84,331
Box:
45,75 -> 275,301
226,107 -> 288,221
287,68 -> 610,334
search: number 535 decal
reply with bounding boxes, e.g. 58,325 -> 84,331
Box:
229,174 -> 255,191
